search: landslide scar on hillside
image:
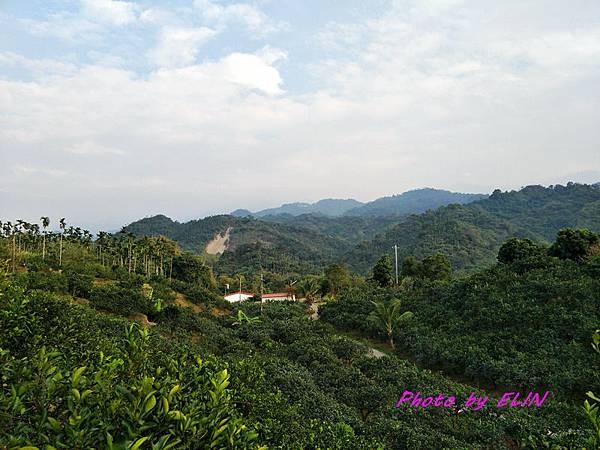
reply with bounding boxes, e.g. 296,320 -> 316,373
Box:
205,227 -> 232,255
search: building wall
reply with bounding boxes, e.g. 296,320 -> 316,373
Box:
224,294 -> 253,302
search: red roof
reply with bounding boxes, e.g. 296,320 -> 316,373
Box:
226,291 -> 254,296
262,293 -> 292,298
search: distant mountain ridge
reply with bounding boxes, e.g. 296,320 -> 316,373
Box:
343,183 -> 600,273
124,183 -> 600,276
345,188 -> 488,216
231,188 -> 487,218
232,198 -> 363,218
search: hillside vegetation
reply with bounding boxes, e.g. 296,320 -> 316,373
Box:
324,232 -> 600,397
344,183 -> 600,273
125,184 -> 600,276
1,225 -> 598,448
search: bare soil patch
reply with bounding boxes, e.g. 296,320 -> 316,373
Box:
205,227 -> 232,255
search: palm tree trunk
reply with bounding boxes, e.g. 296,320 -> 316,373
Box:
12,234 -> 16,273
59,234 -> 63,266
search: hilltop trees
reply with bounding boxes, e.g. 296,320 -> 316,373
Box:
0,218 -> 188,280
497,237 -> 544,264
420,254 -> 452,281
550,228 -> 599,262
372,255 -> 393,287
397,253 -> 452,281
401,256 -> 421,278
172,253 -> 215,288
323,263 -> 351,297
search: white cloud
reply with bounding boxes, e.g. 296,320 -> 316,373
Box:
80,0 -> 138,26
65,141 -> 126,156
194,0 -> 286,35
148,27 -> 217,68
19,14 -> 103,41
0,52 -> 77,77
2,1 -> 600,229
12,166 -> 69,178
221,48 -> 286,94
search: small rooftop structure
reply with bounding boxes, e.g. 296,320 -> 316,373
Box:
224,291 -> 254,302
262,293 -> 296,301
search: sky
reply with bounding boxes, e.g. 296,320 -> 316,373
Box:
1,0 -> 600,231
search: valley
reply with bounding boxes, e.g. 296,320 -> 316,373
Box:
1,182 -> 599,448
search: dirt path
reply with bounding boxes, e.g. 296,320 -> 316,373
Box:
308,302 -> 319,320
205,227 -> 232,255
313,305 -> 505,393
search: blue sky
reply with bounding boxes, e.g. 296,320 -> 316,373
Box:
1,0 -> 600,231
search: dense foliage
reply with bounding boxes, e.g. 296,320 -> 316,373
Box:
123,184 -> 600,277
0,277 -> 261,449
345,183 -> 600,273
2,185 -> 600,448
321,230 -> 600,400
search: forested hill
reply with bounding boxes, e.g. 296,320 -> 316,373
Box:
232,188 -> 486,218
124,214 -> 361,275
344,188 -> 487,217
344,183 -> 600,273
124,214 -> 237,253
125,184 -> 600,276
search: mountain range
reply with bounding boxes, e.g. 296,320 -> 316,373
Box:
231,188 -> 487,218
125,183 -> 600,276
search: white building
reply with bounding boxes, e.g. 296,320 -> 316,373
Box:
224,291 -> 254,302
262,293 -> 296,302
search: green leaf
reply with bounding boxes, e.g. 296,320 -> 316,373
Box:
129,436 -> 149,450
81,389 -> 93,401
106,432 -> 114,449
587,391 -> 600,403
47,416 -> 61,431
71,366 -> 86,387
144,394 -> 157,414
167,384 -> 179,402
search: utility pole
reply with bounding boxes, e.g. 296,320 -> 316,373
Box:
260,272 -> 264,314
260,272 -> 264,298
393,244 -> 399,285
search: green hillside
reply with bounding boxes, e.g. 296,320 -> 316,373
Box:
345,183 -> 600,273
1,225 -> 597,449
124,214 -> 357,276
